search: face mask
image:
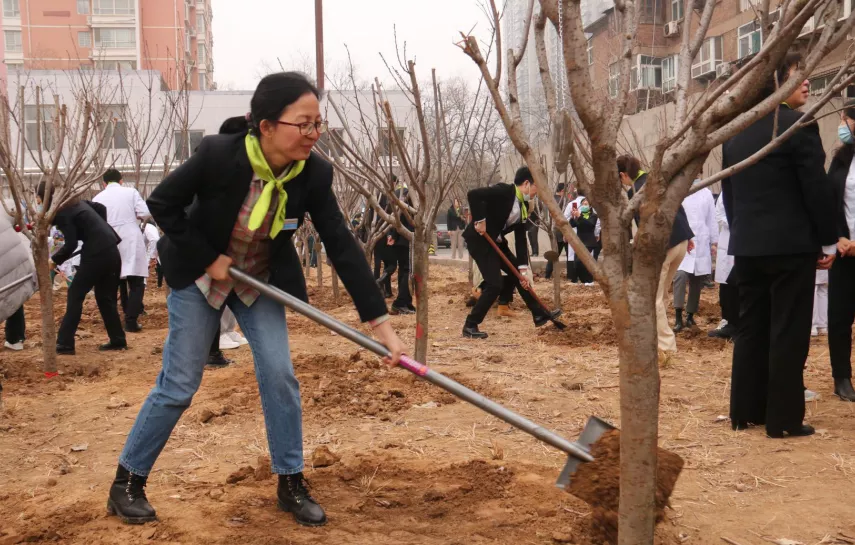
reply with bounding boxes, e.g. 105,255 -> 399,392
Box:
839,124 -> 854,145
580,205 -> 591,214
523,184 -> 532,201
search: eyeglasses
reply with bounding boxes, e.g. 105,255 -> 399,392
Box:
277,120 -> 329,136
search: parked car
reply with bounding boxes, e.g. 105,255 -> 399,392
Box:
435,224 -> 451,248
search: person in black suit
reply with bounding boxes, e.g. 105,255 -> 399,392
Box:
462,166 -> 559,339
568,197 -> 601,285
826,101 -> 855,402
382,187 -> 415,315
109,73 -> 405,527
39,184 -> 126,355
723,54 -> 837,438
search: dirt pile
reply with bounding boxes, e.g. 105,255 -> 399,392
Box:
567,430 -> 684,544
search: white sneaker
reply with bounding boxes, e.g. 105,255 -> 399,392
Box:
219,334 -> 240,350
718,319 -> 728,329
584,282 -> 595,287
817,327 -> 828,336
4,341 -> 23,351
805,389 -> 819,402
811,327 -> 819,337
227,331 -> 248,346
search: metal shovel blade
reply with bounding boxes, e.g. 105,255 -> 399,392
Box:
555,416 -> 617,489
543,250 -> 560,263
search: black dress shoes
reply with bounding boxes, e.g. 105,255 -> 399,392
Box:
462,324 -> 488,339
56,344 -> 76,355
767,424 -> 815,439
834,377 -> 855,402
534,309 -> 562,328
99,341 -> 128,351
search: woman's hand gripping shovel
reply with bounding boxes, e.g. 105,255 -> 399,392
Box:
227,266 -> 618,493
481,234 -> 567,330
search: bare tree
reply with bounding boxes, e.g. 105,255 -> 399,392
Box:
0,69 -> 120,374
461,0 -> 855,542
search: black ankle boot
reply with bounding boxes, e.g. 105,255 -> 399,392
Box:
107,465 -> 156,524
277,473 -> 327,526
686,313 -> 696,327
125,319 -> 142,333
834,377 -> 855,402
673,309 -> 684,332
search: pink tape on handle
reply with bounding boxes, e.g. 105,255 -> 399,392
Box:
398,354 -> 429,376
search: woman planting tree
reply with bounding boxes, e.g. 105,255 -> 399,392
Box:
108,72 -> 405,527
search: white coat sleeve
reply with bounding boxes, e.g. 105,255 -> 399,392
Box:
706,191 -> 719,245
595,218 -> 601,239
563,202 -> 573,222
715,195 -> 728,231
134,189 -> 151,221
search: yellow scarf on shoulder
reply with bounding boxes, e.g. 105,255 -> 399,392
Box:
245,134 -> 305,238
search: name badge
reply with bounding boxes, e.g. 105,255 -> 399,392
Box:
281,219 -> 299,231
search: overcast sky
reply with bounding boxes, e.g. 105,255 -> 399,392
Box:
211,0 -> 492,91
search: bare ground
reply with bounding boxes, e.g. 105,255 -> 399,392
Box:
1,265 -> 854,545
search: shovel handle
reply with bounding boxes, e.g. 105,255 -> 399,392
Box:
228,266 -> 593,463
481,234 -> 556,314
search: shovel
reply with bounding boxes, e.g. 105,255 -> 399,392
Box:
482,235 -> 567,330
228,266 -> 610,490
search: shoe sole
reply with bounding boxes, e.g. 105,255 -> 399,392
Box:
277,499 -> 327,527
835,392 -> 855,402
106,499 -> 157,525
462,334 -> 488,339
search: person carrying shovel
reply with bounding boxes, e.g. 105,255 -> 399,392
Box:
462,166 -> 561,339
108,72 -> 405,528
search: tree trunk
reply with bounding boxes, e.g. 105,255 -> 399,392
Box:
32,232 -> 57,376
331,265 -> 340,305
412,227 -> 430,363
612,261 -> 662,545
315,241 -> 323,288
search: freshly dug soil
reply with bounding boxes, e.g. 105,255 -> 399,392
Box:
567,430 -> 684,544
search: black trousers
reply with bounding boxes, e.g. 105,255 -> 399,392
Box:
719,282 -> 740,325
5,305 -> 25,344
383,245 -> 412,308
156,262 -> 164,288
527,223 -> 540,255
828,256 -> 855,380
464,233 -> 546,327
729,254 -> 815,433
575,247 -> 600,284
374,245 -> 391,293
119,275 -> 146,322
57,247 -> 126,348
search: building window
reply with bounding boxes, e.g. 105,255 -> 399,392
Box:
94,60 -> 137,70
78,31 -> 91,47
638,0 -> 662,24
587,38 -> 593,66
174,130 -> 204,160
197,45 -> 206,64
94,28 -> 136,48
198,73 -> 206,90
378,127 -> 406,159
3,0 -> 20,17
94,0 -> 135,15
662,55 -> 679,92
4,30 -> 22,53
24,106 -> 57,152
671,0 -> 683,21
77,0 -> 89,14
738,21 -> 762,59
98,105 -> 128,150
691,36 -> 722,78
809,74 -> 834,96
196,13 -> 205,33
739,0 -> 757,11
608,62 -> 619,98
630,55 -> 662,91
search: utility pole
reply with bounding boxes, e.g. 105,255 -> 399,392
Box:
315,0 -> 324,90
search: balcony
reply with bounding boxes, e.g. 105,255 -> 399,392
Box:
88,14 -> 137,27
3,15 -> 21,28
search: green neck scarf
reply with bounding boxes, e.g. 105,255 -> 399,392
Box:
514,185 -> 529,222
633,170 -> 647,182
245,134 -> 305,238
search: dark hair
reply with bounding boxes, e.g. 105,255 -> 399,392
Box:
513,166 -> 531,186
555,183 -> 566,193
834,98 -> 855,164
219,72 -> 320,136
616,154 -> 642,179
103,168 -> 122,183
759,53 -> 802,99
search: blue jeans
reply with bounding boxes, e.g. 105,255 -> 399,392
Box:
119,284 -> 303,476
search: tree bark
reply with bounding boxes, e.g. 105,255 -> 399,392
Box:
412,226 -> 430,363
32,232 -> 57,375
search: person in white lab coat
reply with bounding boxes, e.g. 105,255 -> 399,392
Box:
673,186 -> 718,332
562,196 -> 585,283
709,194 -> 738,339
93,169 -> 151,332
143,220 -> 162,288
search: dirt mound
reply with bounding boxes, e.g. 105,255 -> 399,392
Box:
536,313 -> 617,348
567,430 -> 684,544
294,352 -> 505,420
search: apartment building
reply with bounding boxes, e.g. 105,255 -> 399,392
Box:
0,0 -> 214,91
584,0 -> 855,113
